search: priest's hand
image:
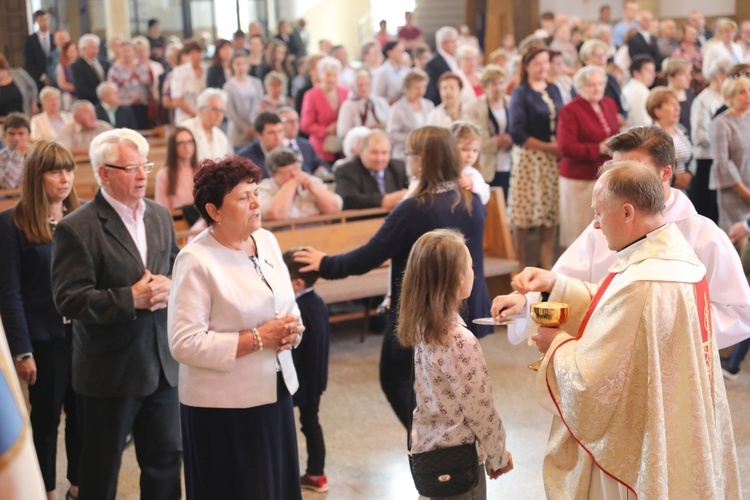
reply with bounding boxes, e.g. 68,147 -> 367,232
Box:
511,267 -> 557,294
491,293 -> 526,319
532,326 -> 565,353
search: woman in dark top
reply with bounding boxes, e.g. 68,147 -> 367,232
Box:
295,126 -> 492,428
206,38 -> 233,89
508,48 -> 563,269
0,140 -> 82,500
0,52 -> 37,117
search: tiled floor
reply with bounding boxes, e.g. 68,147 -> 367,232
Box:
54,322 -> 750,499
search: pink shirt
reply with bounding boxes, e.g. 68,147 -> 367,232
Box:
300,85 -> 349,163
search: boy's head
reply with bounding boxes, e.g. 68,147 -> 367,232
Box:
283,248 -> 320,292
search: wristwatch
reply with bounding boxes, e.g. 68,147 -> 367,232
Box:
14,353 -> 33,362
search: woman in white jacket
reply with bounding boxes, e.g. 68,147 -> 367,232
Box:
169,156 -> 304,500
30,87 -> 73,141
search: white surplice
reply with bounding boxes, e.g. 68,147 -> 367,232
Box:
507,188 -> 750,349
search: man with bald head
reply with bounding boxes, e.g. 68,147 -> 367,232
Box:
333,130 -> 408,210
58,100 -> 113,155
514,161 -> 741,498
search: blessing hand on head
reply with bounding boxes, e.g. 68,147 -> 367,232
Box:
293,247 -> 326,272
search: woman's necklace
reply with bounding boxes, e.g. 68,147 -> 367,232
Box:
210,227 -> 243,251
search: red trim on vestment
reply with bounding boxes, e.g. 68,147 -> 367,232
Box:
577,273 -> 616,338
694,277 -> 713,393
545,272 -> 638,497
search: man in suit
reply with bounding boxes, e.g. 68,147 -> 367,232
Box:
424,26 -> 459,105
24,10 -> 55,93
237,111 -> 285,178
51,129 -> 182,500
95,82 -> 138,129
278,107 -> 330,175
71,34 -> 111,106
334,130 -> 408,210
628,10 -> 661,67
689,10 -> 713,47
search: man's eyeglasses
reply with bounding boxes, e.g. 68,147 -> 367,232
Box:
104,163 -> 155,174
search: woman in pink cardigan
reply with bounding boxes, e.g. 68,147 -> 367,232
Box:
300,56 -> 349,163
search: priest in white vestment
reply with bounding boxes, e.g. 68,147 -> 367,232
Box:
493,126 -> 750,350
515,162 -> 741,499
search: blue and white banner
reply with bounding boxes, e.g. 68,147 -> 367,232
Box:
0,323 -> 45,499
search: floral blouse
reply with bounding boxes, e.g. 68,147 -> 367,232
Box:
410,314 -> 508,472
108,61 -> 150,106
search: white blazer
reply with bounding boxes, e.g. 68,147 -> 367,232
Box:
168,227 -> 300,408
30,111 -> 74,141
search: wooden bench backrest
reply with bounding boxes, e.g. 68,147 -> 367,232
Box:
483,188 -> 516,260
272,217 -> 386,255
0,188 -> 21,212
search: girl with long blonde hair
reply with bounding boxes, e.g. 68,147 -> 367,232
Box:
398,229 -> 513,498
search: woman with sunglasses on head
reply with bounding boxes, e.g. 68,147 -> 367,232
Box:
0,141 -> 82,500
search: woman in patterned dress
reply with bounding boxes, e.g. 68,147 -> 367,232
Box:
107,40 -> 151,129
508,48 -> 563,269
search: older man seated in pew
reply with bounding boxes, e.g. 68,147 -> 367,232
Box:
334,130 -> 408,210
95,82 -> 138,130
259,147 -> 342,221
58,100 -> 113,156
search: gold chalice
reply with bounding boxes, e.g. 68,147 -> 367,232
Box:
528,302 -> 570,371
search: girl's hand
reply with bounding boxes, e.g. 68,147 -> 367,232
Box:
457,176 -> 473,191
487,451 -> 513,479
294,247 -> 327,272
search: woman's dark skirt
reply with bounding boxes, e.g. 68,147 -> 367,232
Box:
180,372 -> 302,500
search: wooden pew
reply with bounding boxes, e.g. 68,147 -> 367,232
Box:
0,188 -> 21,212
174,189 -> 519,336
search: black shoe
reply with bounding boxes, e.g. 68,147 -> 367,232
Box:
721,357 -> 739,381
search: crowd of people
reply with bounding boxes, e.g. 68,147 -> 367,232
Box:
2,4 -> 750,500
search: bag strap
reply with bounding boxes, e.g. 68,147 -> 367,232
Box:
407,354 -> 415,453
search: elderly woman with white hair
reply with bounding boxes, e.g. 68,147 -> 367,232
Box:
710,75 -> 750,232
455,44 -> 482,104
30,87 -> 74,141
107,39 -> 151,129
181,88 -> 233,162
336,69 -> 390,139
689,57 -> 734,222
579,38 -> 627,123
255,71 -> 295,118
555,65 -> 618,247
300,56 -> 349,163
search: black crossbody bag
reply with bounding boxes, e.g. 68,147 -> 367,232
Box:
407,358 -> 479,497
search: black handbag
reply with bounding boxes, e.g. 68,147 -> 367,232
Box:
407,359 -> 480,497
